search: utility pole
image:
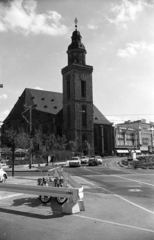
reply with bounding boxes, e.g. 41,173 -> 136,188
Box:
29,106 -> 32,169
22,104 -> 33,169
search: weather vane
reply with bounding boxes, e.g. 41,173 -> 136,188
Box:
74,17 -> 78,30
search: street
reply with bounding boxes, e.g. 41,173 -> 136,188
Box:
0,157 -> 154,240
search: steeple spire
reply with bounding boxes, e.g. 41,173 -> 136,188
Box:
74,17 -> 78,30
67,18 -> 87,65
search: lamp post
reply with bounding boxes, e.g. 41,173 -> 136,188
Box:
79,110 -> 85,154
22,105 -> 33,168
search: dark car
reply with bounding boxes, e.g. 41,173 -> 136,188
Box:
88,157 -> 99,166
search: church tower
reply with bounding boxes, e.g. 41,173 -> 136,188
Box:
61,19 -> 94,154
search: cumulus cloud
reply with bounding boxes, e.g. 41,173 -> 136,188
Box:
0,0 -> 68,35
107,0 -> 153,27
0,94 -> 8,99
117,41 -> 154,57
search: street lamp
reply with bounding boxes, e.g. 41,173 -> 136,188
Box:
79,110 -> 85,154
22,105 -> 33,168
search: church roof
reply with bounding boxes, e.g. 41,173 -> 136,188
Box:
25,88 -> 63,115
4,88 -> 111,125
93,105 -> 111,125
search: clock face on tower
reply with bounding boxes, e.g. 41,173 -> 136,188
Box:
80,73 -> 87,81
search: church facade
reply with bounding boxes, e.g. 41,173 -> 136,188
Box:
2,24 -> 114,156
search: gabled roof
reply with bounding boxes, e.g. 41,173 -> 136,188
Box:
4,88 -> 111,125
93,105 -> 111,125
25,88 -> 63,115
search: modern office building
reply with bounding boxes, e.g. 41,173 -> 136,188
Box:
115,119 -> 154,155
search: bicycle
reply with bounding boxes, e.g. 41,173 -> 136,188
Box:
37,174 -> 68,205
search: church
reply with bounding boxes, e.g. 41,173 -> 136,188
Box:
3,21 -> 114,156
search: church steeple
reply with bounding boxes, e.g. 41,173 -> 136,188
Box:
67,18 -> 87,66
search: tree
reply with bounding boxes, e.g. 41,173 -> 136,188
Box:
2,127 -> 30,176
82,140 -> 91,155
32,131 -> 67,165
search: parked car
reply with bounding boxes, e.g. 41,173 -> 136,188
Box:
0,167 -> 8,182
95,156 -> 103,164
80,156 -> 89,164
69,157 -> 81,167
88,157 -> 99,166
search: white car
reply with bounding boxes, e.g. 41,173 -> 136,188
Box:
95,156 -> 103,164
69,157 -> 81,167
0,167 -> 8,182
80,156 -> 89,164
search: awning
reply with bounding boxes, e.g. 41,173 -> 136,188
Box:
131,150 -> 141,153
116,150 -> 129,153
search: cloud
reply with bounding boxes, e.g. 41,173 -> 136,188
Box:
106,115 -> 128,125
0,0 -> 68,36
0,109 -> 10,122
117,41 -> 154,57
107,0 -> 153,27
88,23 -> 98,30
0,94 -> 8,99
34,86 -> 43,90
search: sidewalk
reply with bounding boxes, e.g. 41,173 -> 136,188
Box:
2,161 -> 67,172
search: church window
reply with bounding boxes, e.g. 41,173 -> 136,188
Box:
57,126 -> 62,137
82,134 -> 87,142
67,105 -> 71,129
67,80 -> 70,100
81,80 -> 86,98
82,105 -> 87,127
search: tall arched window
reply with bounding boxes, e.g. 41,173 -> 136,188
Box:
67,105 -> 71,129
82,105 -> 87,127
81,80 -> 86,98
94,127 -> 97,148
67,80 -> 70,100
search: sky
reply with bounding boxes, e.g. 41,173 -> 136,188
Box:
0,0 -> 154,126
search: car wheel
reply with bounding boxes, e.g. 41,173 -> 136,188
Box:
2,174 -> 7,183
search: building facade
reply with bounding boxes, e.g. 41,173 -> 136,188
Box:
115,119 -> 154,155
2,24 -> 114,157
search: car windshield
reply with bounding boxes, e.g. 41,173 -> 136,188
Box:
70,157 -> 79,160
80,156 -> 86,159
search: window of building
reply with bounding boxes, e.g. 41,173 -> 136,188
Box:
82,105 -> 87,127
81,80 -> 86,98
67,105 -> 71,129
82,134 -> 87,142
67,80 -> 70,100
142,138 -> 149,145
57,126 -> 62,137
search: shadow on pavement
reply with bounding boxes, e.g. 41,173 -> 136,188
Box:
0,197 -> 65,219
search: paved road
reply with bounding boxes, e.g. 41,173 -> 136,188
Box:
0,157 -> 154,240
